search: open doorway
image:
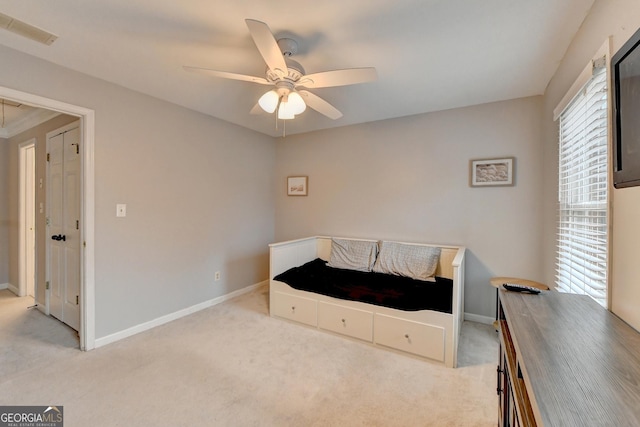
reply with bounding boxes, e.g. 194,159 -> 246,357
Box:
0,85 -> 95,350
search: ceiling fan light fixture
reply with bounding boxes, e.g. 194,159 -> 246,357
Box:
278,91 -> 306,120
258,90 -> 279,113
287,92 -> 306,115
277,103 -> 295,120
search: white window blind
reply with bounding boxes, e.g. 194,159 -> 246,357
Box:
556,64 -> 608,307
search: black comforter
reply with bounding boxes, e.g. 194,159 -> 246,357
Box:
273,258 -> 453,314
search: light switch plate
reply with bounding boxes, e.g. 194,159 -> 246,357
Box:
116,204 -> 127,217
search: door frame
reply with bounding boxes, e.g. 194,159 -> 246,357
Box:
1,85 -> 96,351
18,138 -> 36,299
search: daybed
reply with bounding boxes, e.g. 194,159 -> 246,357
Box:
269,236 -> 466,368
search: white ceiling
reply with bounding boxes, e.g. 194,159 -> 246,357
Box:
0,98 -> 60,138
0,0 -> 595,137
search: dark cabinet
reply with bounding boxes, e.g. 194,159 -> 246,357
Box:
497,300 -> 534,426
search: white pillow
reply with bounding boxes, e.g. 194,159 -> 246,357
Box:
372,241 -> 440,281
327,238 -> 378,272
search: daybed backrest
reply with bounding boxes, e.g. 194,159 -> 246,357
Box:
317,237 -> 333,260
316,236 -> 459,280
436,248 -> 457,280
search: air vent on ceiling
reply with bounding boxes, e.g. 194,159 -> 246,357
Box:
0,12 -> 58,45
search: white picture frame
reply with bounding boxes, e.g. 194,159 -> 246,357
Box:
287,176 -> 308,196
470,157 -> 515,187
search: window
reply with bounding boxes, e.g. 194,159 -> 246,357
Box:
556,63 -> 608,307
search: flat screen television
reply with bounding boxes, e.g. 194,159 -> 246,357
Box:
612,26 -> 640,188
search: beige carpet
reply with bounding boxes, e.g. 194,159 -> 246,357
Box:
0,288 -> 498,426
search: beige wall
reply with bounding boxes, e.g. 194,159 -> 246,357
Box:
275,96 -> 544,319
541,0 -> 640,331
6,114 -> 79,302
0,138 -> 8,285
0,44 -> 276,339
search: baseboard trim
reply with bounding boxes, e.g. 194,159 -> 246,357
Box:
464,312 -> 494,325
95,280 -> 268,349
7,283 -> 19,295
0,283 -> 8,290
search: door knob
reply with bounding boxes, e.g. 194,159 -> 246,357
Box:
51,234 -> 66,241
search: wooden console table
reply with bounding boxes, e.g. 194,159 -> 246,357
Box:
498,289 -> 640,426
490,277 -> 549,329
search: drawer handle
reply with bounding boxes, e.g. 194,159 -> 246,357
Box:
291,306 -> 296,313
404,334 -> 412,343
341,318 -> 346,327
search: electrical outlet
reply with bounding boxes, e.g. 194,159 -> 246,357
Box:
214,271 -> 221,281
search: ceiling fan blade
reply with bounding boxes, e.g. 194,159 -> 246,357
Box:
297,68 -> 377,89
250,103 -> 263,115
245,19 -> 288,77
183,66 -> 271,85
298,90 -> 343,120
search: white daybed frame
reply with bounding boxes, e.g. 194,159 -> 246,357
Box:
269,236 -> 465,368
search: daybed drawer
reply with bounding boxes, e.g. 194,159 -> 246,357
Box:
374,314 -> 445,362
272,292 -> 317,327
318,302 -> 373,342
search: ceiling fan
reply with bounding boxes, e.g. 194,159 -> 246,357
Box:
184,19 -> 377,121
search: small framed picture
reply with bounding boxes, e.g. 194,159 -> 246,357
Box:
470,157 -> 515,187
287,176 -> 308,196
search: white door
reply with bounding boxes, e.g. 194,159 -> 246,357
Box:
25,144 -> 36,298
47,124 -> 81,331
19,140 -> 36,298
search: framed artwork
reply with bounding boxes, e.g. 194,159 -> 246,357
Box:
470,157 -> 515,187
287,176 -> 308,196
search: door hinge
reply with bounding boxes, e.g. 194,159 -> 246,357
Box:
46,281 -> 50,290
72,143 -> 79,154
76,295 -> 79,305
46,153 -> 50,162
76,220 -> 79,230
